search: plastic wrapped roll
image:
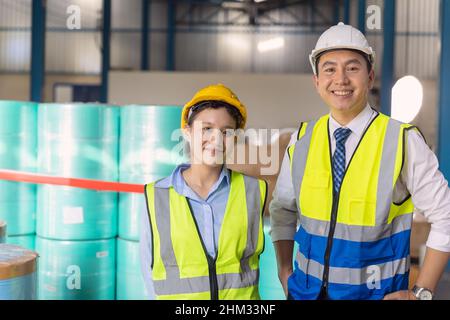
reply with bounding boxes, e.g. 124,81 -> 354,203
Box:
0,181 -> 36,236
118,173 -> 160,241
37,185 -> 117,240
37,103 -> 119,240
36,237 -> 116,300
116,238 -> 153,300
0,244 -> 38,300
0,221 -> 6,243
6,234 -> 36,251
119,105 -> 184,176
0,101 -> 37,237
38,103 -> 119,139
38,137 -> 118,180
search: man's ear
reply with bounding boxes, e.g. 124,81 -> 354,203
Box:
312,74 -> 319,91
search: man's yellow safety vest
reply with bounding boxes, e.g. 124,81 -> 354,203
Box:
144,170 -> 267,300
287,111 -> 421,300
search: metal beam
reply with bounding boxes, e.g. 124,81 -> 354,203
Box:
438,0 -> 450,179
380,0 -> 395,115
334,0 -> 340,24
167,0 -> 175,71
141,0 -> 150,70
358,0 -> 366,34
100,0 -> 111,103
343,0 -> 350,24
30,0 -> 46,102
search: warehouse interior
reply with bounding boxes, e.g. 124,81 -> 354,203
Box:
0,0 -> 450,301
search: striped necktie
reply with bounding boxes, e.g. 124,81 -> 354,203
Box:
332,127 -> 352,194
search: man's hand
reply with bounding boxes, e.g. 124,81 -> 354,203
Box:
278,268 -> 293,297
383,290 -> 417,300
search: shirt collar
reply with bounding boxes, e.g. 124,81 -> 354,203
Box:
155,163 -> 231,195
329,104 -> 375,138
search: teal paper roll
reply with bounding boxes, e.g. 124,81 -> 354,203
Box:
37,185 -> 117,240
116,238 -> 153,300
0,181 -> 36,235
0,136 -> 36,171
38,103 -> 119,139
0,101 -> 37,237
38,136 -> 118,180
36,237 -> 116,300
0,101 -> 37,137
0,244 -> 38,300
119,105 -> 184,176
6,234 -> 36,251
118,173 -> 160,241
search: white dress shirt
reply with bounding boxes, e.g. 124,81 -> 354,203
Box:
269,104 -> 450,252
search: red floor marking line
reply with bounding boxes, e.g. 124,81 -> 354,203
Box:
0,169 -> 144,193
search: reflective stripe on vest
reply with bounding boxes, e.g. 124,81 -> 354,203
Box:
145,171 -> 266,300
288,112 -> 416,299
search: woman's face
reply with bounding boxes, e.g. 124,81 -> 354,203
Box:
184,107 -> 237,167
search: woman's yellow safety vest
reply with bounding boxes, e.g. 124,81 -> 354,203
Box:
287,111 -> 420,300
144,170 -> 267,300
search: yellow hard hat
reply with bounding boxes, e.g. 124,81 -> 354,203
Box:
181,84 -> 247,129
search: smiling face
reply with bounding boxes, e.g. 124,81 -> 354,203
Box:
184,107 -> 237,167
313,49 -> 374,122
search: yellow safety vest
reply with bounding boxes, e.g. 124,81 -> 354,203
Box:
144,170 -> 267,300
287,111 -> 420,299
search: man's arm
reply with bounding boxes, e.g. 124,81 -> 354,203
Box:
269,132 -> 299,296
385,130 -> 450,299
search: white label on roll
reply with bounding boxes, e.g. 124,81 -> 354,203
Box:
96,251 -> 108,258
63,207 -> 84,225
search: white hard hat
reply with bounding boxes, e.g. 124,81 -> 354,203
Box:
309,22 -> 375,75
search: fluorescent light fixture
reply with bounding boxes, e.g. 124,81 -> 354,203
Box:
254,0 -> 267,2
391,75 -> 423,123
257,37 -> 285,53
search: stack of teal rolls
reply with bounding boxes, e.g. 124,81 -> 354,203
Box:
36,103 -> 119,300
0,101 -> 37,251
117,105 -> 183,300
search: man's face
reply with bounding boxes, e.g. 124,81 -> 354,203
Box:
313,49 -> 374,116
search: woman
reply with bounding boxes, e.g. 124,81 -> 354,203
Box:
140,84 -> 267,300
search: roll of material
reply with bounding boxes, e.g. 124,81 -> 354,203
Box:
37,185 -> 117,240
0,101 -> 37,237
119,105 -> 184,176
36,237 -> 116,300
6,234 -> 36,251
0,221 -> 6,243
118,173 -> 160,241
0,181 -> 36,236
38,104 -> 119,180
0,244 -> 38,300
116,238 -> 153,300
37,104 -> 119,240
0,101 -> 37,172
38,103 -> 119,139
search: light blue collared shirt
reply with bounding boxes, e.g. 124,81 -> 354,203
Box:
139,163 -> 231,299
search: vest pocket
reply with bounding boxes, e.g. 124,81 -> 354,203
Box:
304,170 -> 330,189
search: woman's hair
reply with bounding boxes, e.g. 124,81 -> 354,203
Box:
187,100 -> 243,129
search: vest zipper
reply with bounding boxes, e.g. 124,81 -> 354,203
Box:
319,191 -> 341,298
318,113 -> 379,299
185,198 -> 220,300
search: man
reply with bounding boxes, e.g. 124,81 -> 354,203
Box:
270,22 -> 450,300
